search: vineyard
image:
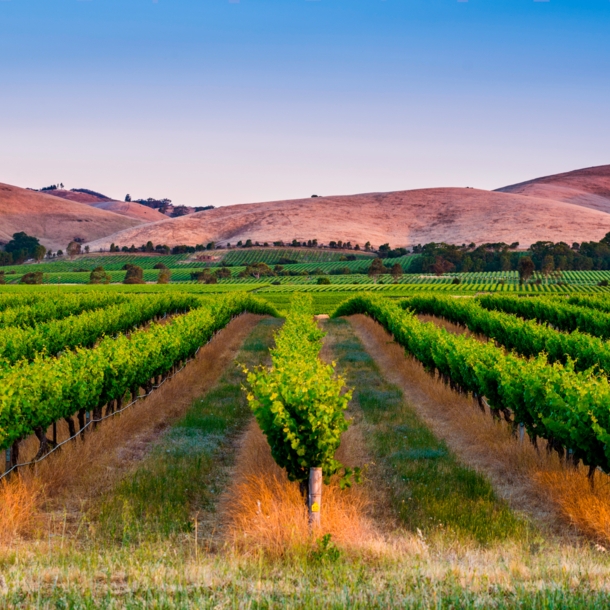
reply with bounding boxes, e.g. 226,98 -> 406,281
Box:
3,285 -> 610,606
0,292 -> 276,467
5,250 -> 610,298
220,247 -> 376,266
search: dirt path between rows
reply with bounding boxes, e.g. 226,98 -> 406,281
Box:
347,314 -> 580,541
36,314 -> 267,519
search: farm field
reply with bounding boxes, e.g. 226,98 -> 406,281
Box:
4,286 -> 610,606
6,251 -> 610,296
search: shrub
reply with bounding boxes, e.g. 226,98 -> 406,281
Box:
317,277 -> 331,285
190,270 -> 217,284
123,265 -> 145,284
153,262 -> 168,270
20,272 -> 43,285
89,266 -> 111,284
158,269 -> 171,284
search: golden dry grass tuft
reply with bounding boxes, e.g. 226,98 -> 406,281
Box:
0,475 -> 43,545
222,421 -> 384,557
536,470 -> 610,545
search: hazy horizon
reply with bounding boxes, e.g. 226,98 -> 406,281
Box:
1,0 -> 609,208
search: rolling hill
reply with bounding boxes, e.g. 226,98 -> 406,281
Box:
85,183 -> 610,251
44,189 -> 167,222
3,163 -> 610,254
0,183 -> 145,251
496,164 -> 610,215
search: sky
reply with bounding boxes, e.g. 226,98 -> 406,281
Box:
1,0 -> 609,208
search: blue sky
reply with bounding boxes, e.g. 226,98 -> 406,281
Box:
1,0 -> 609,207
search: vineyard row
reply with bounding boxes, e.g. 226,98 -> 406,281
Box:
0,293 -> 202,367
0,293 -> 278,464
402,295 -> 610,377
333,295 -> 610,477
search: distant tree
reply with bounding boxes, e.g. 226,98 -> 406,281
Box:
245,239 -> 253,248
20,271 -> 43,284
5,232 -> 41,262
84,245 -> 90,254
518,256 -> 535,283
191,270 -> 217,284
452,277 -> 461,285
125,194 -> 131,202
89,266 -> 111,284
157,269 -> 171,284
239,262 -> 275,280
391,263 -> 403,282
317,277 -> 331,285
541,255 -> 555,279
216,267 -> 232,279
33,244 -> 46,262
206,242 -> 216,250
365,241 -> 371,252
172,205 -> 190,217
431,257 -> 455,276
153,262 -> 168,269
67,241 -> 81,258
367,258 -> 387,283
123,264 -> 145,284
171,244 -> 195,255
57,249 -> 64,257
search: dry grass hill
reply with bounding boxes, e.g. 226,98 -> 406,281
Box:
496,164 -> 610,215
45,189 -> 167,223
86,167 -> 610,251
0,183 -> 145,251
3,164 -> 610,252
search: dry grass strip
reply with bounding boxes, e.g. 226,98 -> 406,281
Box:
0,313 -> 265,544
347,314 -> 610,543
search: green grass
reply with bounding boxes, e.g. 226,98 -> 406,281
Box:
95,317 -> 282,541
327,318 -> 529,544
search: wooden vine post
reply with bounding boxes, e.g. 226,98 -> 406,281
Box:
309,467 -> 323,528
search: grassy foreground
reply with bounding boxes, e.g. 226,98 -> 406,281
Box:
3,318 -> 610,607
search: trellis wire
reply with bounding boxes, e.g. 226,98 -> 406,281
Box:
0,313 -> 242,481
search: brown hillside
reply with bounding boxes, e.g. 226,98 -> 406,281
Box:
497,164 -> 610,214
85,187 -> 610,251
45,189 -> 167,222
0,183 -> 144,251
90,201 -> 167,222
44,189 -> 111,204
